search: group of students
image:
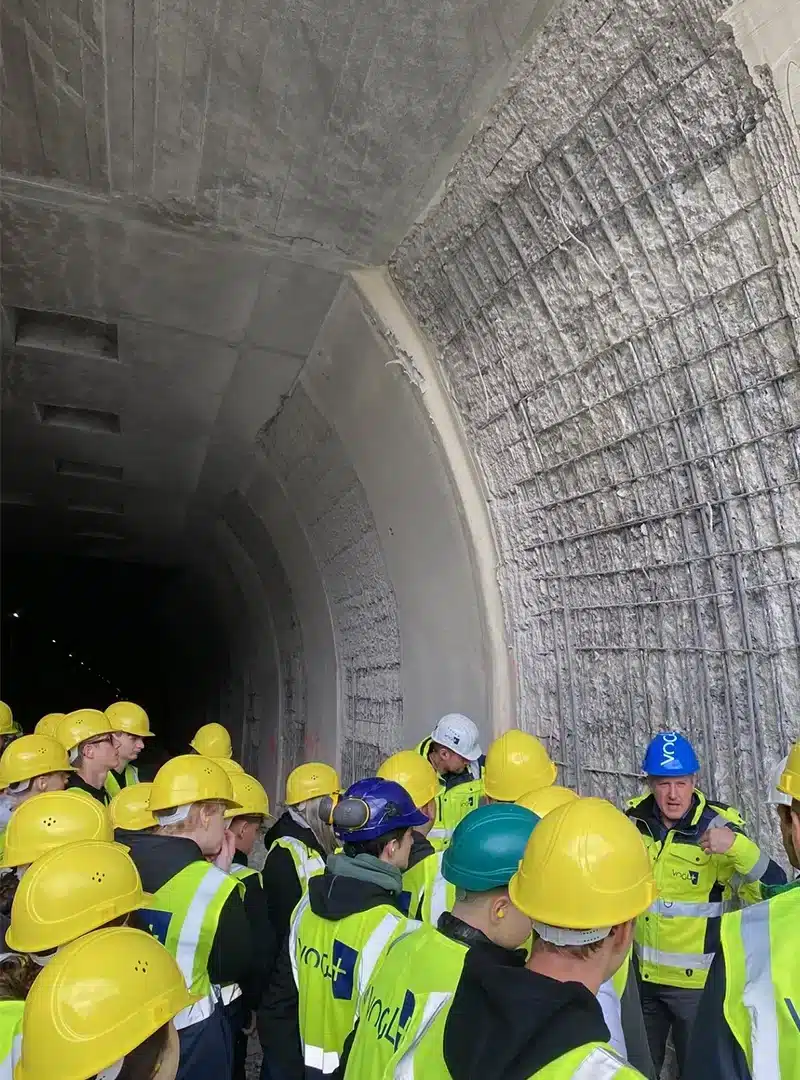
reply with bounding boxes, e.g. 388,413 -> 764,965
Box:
0,701 -> 796,1079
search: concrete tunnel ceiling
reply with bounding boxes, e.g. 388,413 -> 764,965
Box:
1,0 -> 798,852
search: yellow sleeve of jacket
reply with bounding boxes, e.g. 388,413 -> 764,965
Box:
711,805 -> 770,905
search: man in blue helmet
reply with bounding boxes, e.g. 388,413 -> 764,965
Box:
282,777 -> 427,1079
627,731 -> 785,1076
338,802 -> 539,1079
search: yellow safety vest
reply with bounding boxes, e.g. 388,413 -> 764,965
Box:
104,764 -> 139,798
721,886 -> 800,1078
627,791 -> 766,989
415,739 -> 484,849
0,1000 -> 23,1080
139,861 -> 243,1029
268,835 -> 326,893
403,850 -> 456,924
343,921 -> 466,1079
290,893 -> 414,1075
527,1044 -> 646,1078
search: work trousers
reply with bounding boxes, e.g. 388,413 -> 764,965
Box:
639,981 -> 702,1077
177,1006 -> 233,1080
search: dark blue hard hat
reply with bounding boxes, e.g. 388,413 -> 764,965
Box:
642,732 -> 700,777
333,777 -> 428,843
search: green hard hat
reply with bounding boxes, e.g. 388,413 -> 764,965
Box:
442,802 -> 540,892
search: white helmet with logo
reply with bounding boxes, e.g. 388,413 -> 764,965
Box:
430,714 -> 482,762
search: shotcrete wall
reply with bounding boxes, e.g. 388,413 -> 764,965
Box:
391,0 -> 800,847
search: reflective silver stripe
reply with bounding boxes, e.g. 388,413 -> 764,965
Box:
231,865 -> 252,879
428,827 -> 452,841
303,1045 -> 339,1074
276,836 -> 325,889
708,813 -> 731,830
428,854 -> 450,925
740,900 -> 779,1079
394,992 -> 453,1080
741,850 -> 769,884
220,984 -> 242,1005
174,866 -> 230,989
635,944 -> 714,970
357,914 -> 405,998
649,898 -> 730,918
289,894 -> 310,990
570,1046 -> 627,1078
174,992 -> 216,1030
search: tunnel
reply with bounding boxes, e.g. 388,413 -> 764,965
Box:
1,0 -> 798,863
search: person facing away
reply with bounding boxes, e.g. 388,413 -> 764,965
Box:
12,926 -> 194,1080
131,754 -> 254,1080
415,714 -> 485,849
0,735 -> 72,859
339,801 -> 539,1079
222,772 -> 277,1080
376,750 -> 454,924
684,742 -> 800,1080
258,762 -> 341,1080
104,701 -> 155,797
189,723 -> 234,760
626,731 -> 785,1076
482,730 -> 557,805
422,797 -> 657,1079
284,776 -> 428,1079
56,709 -> 123,806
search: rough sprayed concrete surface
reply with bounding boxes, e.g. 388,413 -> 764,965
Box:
257,387 -> 402,782
393,0 -> 800,849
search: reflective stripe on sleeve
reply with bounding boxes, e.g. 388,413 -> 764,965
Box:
303,1045 -> 340,1074
740,901 -> 780,1079
635,944 -> 714,970
741,850 -> 770,884
570,1047 -> 628,1078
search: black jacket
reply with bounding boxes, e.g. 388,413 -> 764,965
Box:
68,771 -> 110,805
262,811 -> 327,943
443,946 -> 610,1080
125,832 -> 253,988
232,849 -> 278,1011
683,950 -> 750,1079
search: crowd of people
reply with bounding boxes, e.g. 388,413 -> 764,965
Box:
0,699 -> 795,1079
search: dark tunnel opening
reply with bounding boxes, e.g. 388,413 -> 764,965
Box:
0,552 -> 229,763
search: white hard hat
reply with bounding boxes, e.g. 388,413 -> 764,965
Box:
430,714 -> 482,762
769,756 -> 792,807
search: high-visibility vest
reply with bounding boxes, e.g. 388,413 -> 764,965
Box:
526,1044 -> 646,1078
0,1000 -> 23,1080
721,886 -> 800,1078
415,739 -> 484,849
627,791 -> 766,989
139,861 -> 243,1029
290,892 -> 414,1076
268,835 -> 326,893
104,764 -> 139,798
220,863 -> 264,1006
403,851 -> 456,924
232,863 -> 263,886
343,921 -> 466,1079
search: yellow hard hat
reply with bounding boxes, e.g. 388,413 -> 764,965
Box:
516,785 -> 579,818
149,754 -> 239,813
0,790 -> 113,869
7,840 -> 151,953
779,742 -> 800,801
224,773 -> 270,819
377,751 -> 439,808
35,713 -> 65,738
109,782 -> 158,831
14,926 -> 194,1080
189,722 -> 232,759
0,701 -> 18,736
0,735 -> 73,788
56,709 -> 114,753
105,701 -> 154,738
216,757 -> 245,775
285,762 -> 340,806
509,797 -> 656,932
483,730 -> 557,802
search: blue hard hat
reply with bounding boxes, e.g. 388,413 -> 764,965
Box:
442,803 -> 539,892
642,732 -> 700,777
333,777 -> 428,843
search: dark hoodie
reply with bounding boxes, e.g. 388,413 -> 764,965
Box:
262,811 -> 327,943
405,830 -> 435,873
125,831 -> 253,988
232,849 -> 277,1010
443,947 -> 610,1080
